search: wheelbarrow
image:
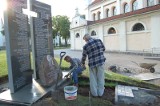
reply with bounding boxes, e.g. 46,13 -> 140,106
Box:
131,61 -> 157,73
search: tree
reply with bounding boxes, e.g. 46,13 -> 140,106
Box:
52,15 -> 70,46
0,29 -> 5,35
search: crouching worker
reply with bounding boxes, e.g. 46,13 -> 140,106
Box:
64,55 -> 86,87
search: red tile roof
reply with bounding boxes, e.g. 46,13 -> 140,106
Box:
88,4 -> 160,25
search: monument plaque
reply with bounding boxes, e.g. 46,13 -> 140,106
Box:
4,0 -> 32,93
32,0 -> 53,79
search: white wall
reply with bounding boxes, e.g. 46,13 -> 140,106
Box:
151,14 -> 160,48
119,21 -> 127,51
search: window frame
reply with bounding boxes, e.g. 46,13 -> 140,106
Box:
108,27 -> 116,34
97,11 -> 101,20
132,0 -> 138,11
113,7 -> 117,16
106,9 -> 109,18
132,23 -> 145,32
147,0 -> 154,6
93,13 -> 96,21
75,33 -> 80,38
91,30 -> 97,36
124,3 -> 129,13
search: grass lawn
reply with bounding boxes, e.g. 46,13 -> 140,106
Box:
0,50 -> 70,78
1,50 -> 160,90
80,70 -> 160,90
0,50 -> 8,77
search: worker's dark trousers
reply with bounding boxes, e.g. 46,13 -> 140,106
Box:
72,67 -> 83,84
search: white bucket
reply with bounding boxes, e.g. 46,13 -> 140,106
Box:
64,86 -> 78,100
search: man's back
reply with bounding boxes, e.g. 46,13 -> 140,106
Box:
82,38 -> 106,68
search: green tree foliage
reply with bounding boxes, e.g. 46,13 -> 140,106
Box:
0,29 -> 5,36
52,15 -> 70,46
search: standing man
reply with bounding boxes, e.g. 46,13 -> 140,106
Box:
81,33 -> 106,97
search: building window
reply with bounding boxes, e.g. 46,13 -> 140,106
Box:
113,7 -> 117,16
98,11 -> 101,20
93,13 -> 96,21
132,0 -> 138,11
124,3 -> 129,13
106,9 -> 109,18
91,30 -> 96,36
76,33 -> 80,38
108,27 -> 116,34
147,0 -> 154,6
132,23 -> 145,31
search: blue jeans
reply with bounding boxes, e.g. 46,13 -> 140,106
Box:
72,67 -> 83,84
89,65 -> 105,96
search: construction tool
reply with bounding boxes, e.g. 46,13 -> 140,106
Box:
131,61 -> 157,73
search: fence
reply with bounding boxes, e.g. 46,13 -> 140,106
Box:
143,47 -> 160,56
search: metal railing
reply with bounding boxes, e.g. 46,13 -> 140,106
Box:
143,47 -> 160,56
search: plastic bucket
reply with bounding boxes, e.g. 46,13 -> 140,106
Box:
64,86 -> 78,100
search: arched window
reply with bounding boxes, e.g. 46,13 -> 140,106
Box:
93,13 -> 96,21
98,11 -> 101,20
124,3 -> 129,13
91,30 -> 96,36
106,9 -> 109,18
113,7 -> 117,16
108,27 -> 116,34
132,23 -> 145,31
76,33 -> 80,38
132,0 -> 138,11
147,0 -> 154,6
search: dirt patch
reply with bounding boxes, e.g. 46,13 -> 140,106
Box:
78,86 -> 115,103
0,75 -> 8,84
32,85 -> 115,106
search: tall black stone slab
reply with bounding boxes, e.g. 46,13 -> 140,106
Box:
32,0 -> 53,79
4,0 -> 32,93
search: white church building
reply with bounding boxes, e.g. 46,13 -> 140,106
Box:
0,18 -> 5,48
70,0 -> 160,54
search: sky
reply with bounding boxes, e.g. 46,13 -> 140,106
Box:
0,0 -> 88,21
37,0 -> 88,20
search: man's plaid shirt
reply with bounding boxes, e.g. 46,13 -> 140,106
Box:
81,38 -> 106,68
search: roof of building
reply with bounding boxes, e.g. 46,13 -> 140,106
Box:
87,4 -> 160,25
89,0 -> 102,6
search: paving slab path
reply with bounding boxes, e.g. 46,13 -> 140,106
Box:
54,49 -> 160,74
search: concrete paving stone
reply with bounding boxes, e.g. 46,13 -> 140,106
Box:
115,85 -> 159,106
132,73 -> 160,80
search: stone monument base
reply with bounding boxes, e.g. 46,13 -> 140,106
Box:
0,79 -> 54,106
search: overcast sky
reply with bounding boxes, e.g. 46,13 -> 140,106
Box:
0,0 -> 88,21
37,0 -> 88,20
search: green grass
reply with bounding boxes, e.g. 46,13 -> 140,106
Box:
55,57 -> 70,69
79,70 -> 160,90
54,45 -> 70,50
0,50 -> 8,77
1,50 -> 160,90
105,71 -> 160,89
0,50 -> 70,77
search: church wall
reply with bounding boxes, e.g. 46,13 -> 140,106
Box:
127,32 -> 151,51
70,0 -> 160,52
103,21 -> 120,51
151,13 -> 160,49
104,35 -> 119,51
